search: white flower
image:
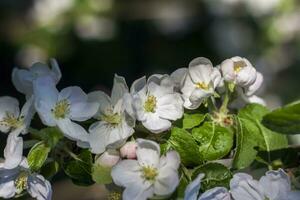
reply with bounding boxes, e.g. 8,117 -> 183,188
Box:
181,57 -> 221,109
12,58 -> 61,98
184,174 -> 230,200
220,56 -> 257,87
0,128 -> 52,200
170,68 -> 187,91
0,96 -> 35,134
259,169 -> 300,200
230,173 -> 265,200
111,139 -> 180,200
33,76 -> 98,147
131,75 -> 183,133
88,75 -> 135,154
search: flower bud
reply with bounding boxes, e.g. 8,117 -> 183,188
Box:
220,56 -> 257,87
95,150 -> 120,168
120,141 -> 137,159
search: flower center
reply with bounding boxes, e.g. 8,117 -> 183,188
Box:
233,60 -> 246,73
141,166 -> 158,182
108,191 -> 122,200
195,82 -> 209,90
52,99 -> 70,119
101,113 -> 122,126
15,171 -> 28,194
0,112 -> 23,129
144,95 -> 157,113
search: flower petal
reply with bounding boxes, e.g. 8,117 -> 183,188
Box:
0,96 -> 20,133
170,68 -> 187,90
33,76 -> 58,126
58,86 -> 87,105
70,102 -> 99,122
156,93 -> 183,121
184,173 -> 205,200
12,68 -> 33,95
1,128 -> 23,169
20,96 -> 36,134
136,139 -> 160,167
111,160 -> 141,187
188,57 -> 213,84
246,72 -> 263,96
130,76 -> 147,94
142,113 -> 171,133
199,187 -> 230,200
189,88 -> 211,109
27,174 -> 52,200
111,74 -> 129,106
88,91 -> 112,117
49,58 -> 62,84
56,118 -> 89,145
123,182 -> 154,200
259,169 -> 291,200
0,179 -> 17,199
220,58 -> 235,82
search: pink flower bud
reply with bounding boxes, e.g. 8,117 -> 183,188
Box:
95,150 -> 120,167
120,141 -> 137,159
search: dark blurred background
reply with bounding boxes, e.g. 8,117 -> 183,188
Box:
1,0 -> 300,199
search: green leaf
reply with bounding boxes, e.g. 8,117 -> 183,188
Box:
41,161 -> 60,179
233,104 -> 288,169
192,163 -> 232,191
39,127 -> 64,148
262,101 -> 300,135
64,149 -> 94,186
182,113 -> 206,129
238,103 -> 288,151
92,164 -> 112,184
168,127 -> 202,166
27,141 -> 51,171
192,122 -> 233,161
233,117 -> 262,169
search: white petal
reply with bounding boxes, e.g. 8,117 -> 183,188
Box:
181,74 -> 196,109
236,64 -> 257,87
27,174 -> 52,200
287,191 -> 300,200
156,93 -> 183,121
189,88 -> 211,109
154,151 -> 180,196
246,95 -> 266,106
88,121 -> 109,154
142,113 -> 171,133
259,169 -> 291,200
123,93 -> 136,121
136,139 -> 160,167
49,58 -> 62,84
58,86 -> 87,104
123,182 -> 154,200
70,102 -> 99,121
12,68 -> 34,95
246,72 -> 263,96
0,179 -> 17,199
132,94 -> 147,121
220,59 -> 235,82
211,67 -> 222,89
111,74 -> 129,106
170,68 -> 187,89
230,173 -> 264,200
199,187 -> 230,200
95,150 -> 120,167
130,76 -> 146,94
1,128 -> 23,169
20,96 -> 36,134
56,118 -> 89,145
88,91 -> 112,117
184,174 -> 205,200
111,160 -> 142,187
148,82 -> 173,98
33,76 -> 58,126
0,96 -> 20,120
188,57 -> 213,84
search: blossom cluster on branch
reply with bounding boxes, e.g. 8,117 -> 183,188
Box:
0,56 -> 299,200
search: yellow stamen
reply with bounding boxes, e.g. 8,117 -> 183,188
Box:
141,166 -> 158,182
15,171 -> 28,194
0,112 -> 23,129
144,95 -> 157,113
195,82 -> 209,90
52,99 -> 70,119
108,191 -> 122,200
101,113 -> 122,126
233,60 -> 246,73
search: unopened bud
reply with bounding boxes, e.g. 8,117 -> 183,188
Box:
120,141 -> 137,159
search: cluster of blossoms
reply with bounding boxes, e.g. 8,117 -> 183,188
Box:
0,56 -> 299,200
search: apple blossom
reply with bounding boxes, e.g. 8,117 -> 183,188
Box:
33,76 -> 98,147
111,139 -> 180,200
12,59 -> 61,98
131,75 -> 183,133
220,56 -> 257,87
0,128 -> 52,200
95,150 -> 120,168
0,96 -> 35,134
181,57 -> 221,109
88,75 -> 135,154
